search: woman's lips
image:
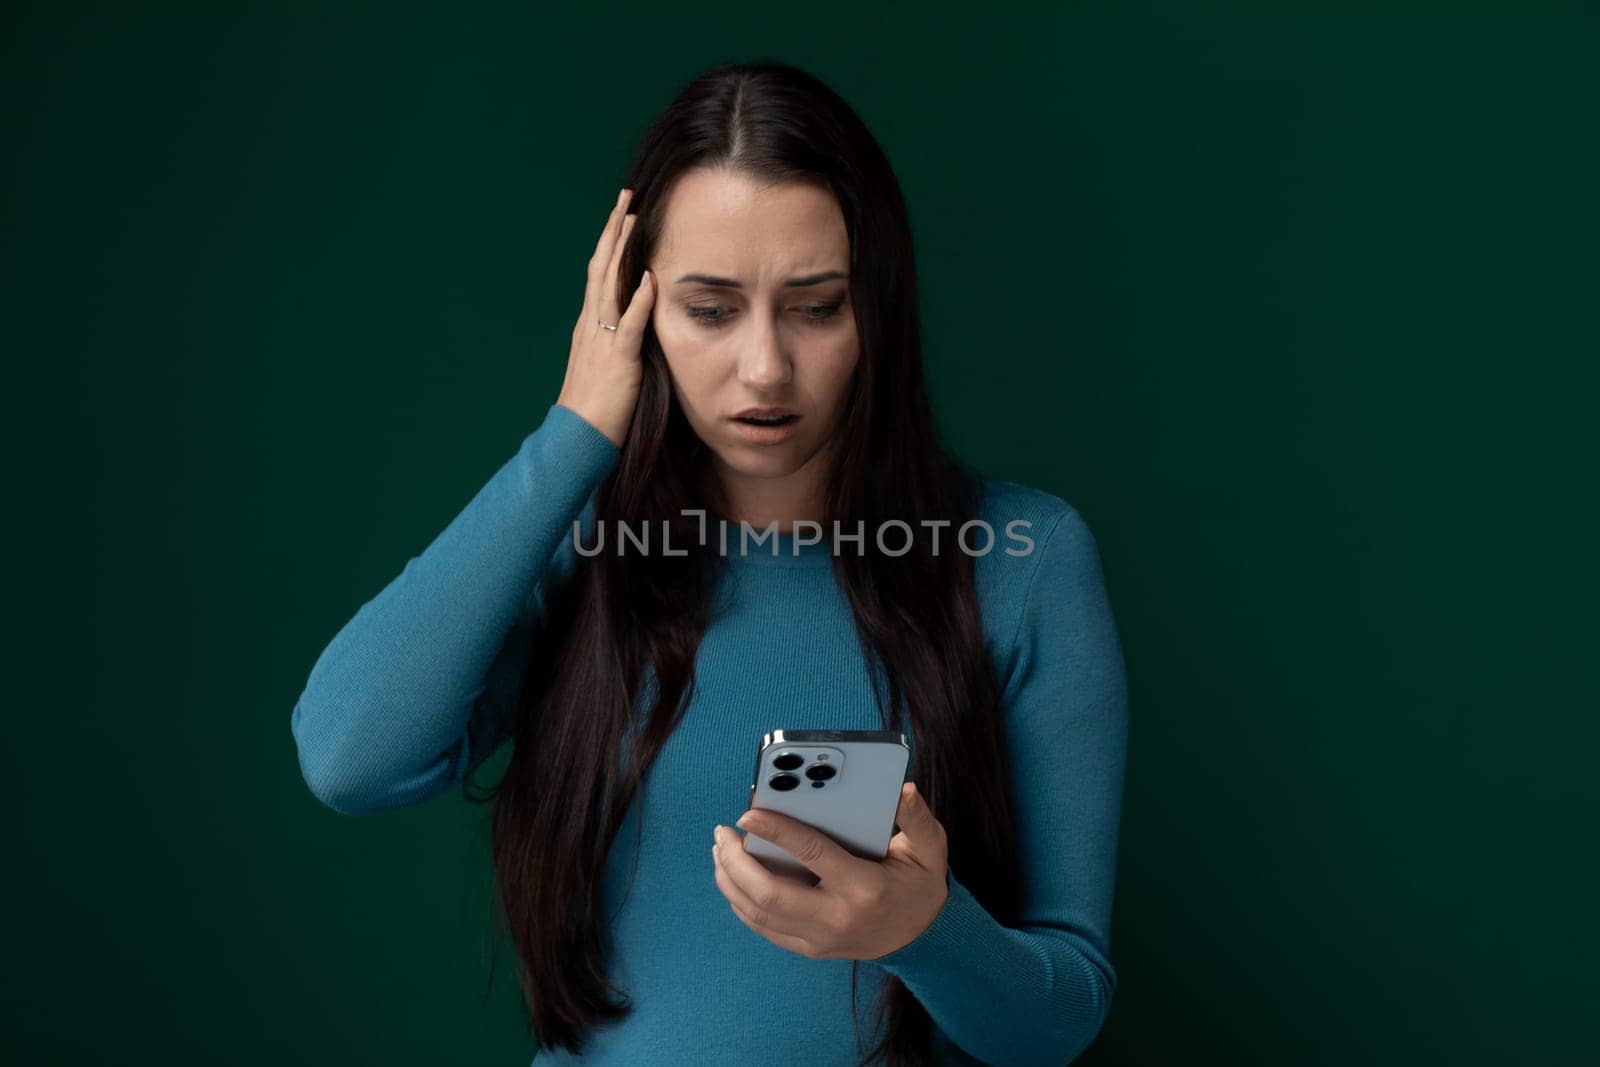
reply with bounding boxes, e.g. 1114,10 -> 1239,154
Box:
729,412 -> 801,445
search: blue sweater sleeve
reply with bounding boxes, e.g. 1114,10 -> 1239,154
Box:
872,506 -> 1130,1065
290,404 -> 620,815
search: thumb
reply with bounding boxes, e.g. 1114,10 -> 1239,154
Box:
892,781 -> 943,852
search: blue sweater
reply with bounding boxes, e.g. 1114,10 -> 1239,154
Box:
291,403 -> 1130,1066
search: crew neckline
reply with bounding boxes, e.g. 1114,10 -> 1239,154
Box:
711,519 -> 839,568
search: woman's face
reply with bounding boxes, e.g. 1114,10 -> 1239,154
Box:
649,168 -> 859,502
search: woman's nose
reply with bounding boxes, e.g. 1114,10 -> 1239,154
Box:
736,322 -> 793,389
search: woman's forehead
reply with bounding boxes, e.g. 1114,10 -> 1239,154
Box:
656,170 -> 848,278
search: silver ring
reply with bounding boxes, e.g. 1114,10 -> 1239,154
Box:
597,319 -> 618,332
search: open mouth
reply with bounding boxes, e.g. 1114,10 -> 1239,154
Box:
734,413 -> 799,426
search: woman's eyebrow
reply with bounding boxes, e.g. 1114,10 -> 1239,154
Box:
673,270 -> 847,288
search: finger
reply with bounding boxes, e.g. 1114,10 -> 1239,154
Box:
728,900 -> 826,958
614,265 -> 655,342
887,782 -> 947,863
715,829 -> 831,936
717,857 -> 823,957
737,808 -> 859,883
583,189 -> 631,321
598,212 -> 637,327
712,843 -> 815,944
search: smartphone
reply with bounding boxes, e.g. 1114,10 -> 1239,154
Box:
744,729 -> 912,885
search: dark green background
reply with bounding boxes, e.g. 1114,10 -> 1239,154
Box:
7,2 -> 1595,1063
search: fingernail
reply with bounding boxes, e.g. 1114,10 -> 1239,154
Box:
712,824 -> 721,843
736,812 -> 752,830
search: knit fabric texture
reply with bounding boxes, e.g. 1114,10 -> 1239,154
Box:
291,403 -> 1129,1065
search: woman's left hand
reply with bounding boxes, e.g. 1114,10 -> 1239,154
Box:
711,781 -> 950,960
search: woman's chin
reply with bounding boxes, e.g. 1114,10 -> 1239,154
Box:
716,450 -> 800,478
710,439 -> 811,479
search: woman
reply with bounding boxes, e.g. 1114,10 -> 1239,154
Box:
291,61 -> 1129,1067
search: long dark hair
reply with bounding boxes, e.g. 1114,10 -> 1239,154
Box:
465,60 -> 1019,1066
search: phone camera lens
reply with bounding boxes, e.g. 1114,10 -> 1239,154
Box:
769,773 -> 800,791
772,753 -> 804,771
804,763 -> 836,781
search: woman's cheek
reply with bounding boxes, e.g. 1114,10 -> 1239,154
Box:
661,352 -> 718,421
814,339 -> 860,394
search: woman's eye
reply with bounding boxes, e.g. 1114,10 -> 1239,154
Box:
685,301 -> 846,330
686,305 -> 731,328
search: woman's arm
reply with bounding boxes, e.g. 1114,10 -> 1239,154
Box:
873,505 -> 1130,1065
289,403 -> 620,815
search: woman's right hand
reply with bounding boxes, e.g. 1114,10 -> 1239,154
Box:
556,187 -> 655,449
